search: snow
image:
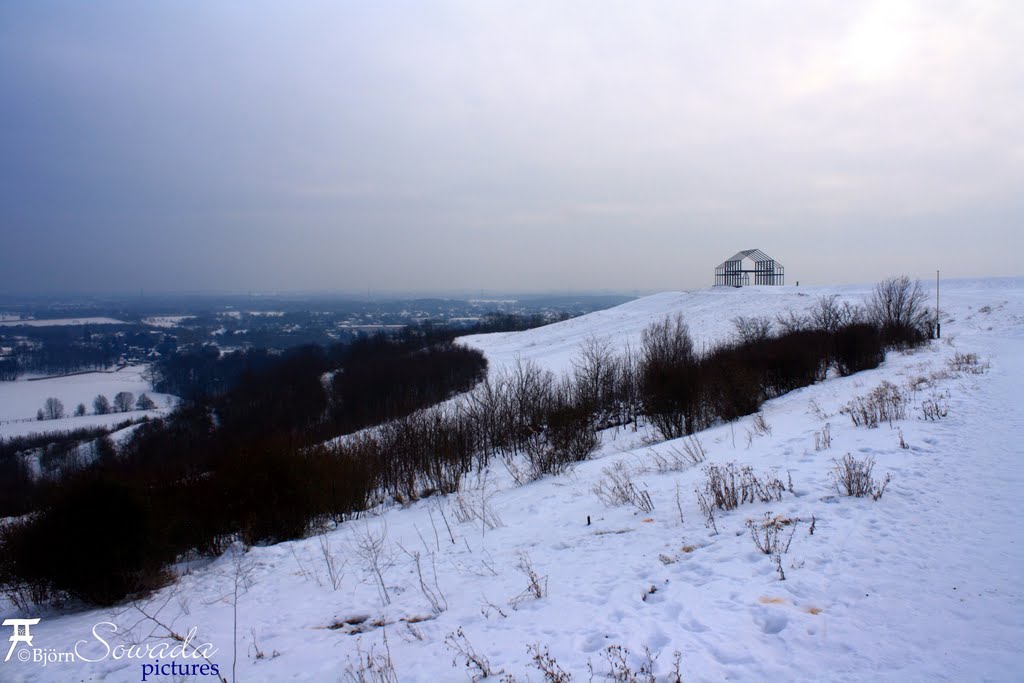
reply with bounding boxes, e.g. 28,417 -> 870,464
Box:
143,315 -> 195,328
0,317 -> 126,327
0,365 -> 176,429
2,278 -> 1022,682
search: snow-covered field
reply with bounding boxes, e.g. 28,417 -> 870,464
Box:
0,317 -> 126,327
2,278 -> 1022,682
0,366 -> 176,436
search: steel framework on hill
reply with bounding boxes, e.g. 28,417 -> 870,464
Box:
714,249 -> 785,287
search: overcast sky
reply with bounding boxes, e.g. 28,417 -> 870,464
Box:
1,1 -> 1021,295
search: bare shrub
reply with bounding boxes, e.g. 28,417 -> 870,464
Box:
480,598 -> 507,620
522,376 -> 599,479
118,590 -> 225,683
399,546 -> 447,615
697,463 -> 785,512
675,482 -> 685,525
810,294 -> 862,333
318,532 -> 347,590
732,315 -> 774,344
647,436 -> 706,474
680,435 -> 707,464
920,392 -> 949,421
746,512 -> 800,555
500,456 -> 533,487
775,310 -> 810,334
906,375 -> 931,394
773,553 -> 786,581
808,399 -> 829,422
692,464 -> 786,532
696,463 -> 785,533
344,632 -> 399,683
752,413 -> 772,436
814,423 -> 831,451
446,627 -> 499,681
832,323 -> 885,376
509,552 -> 547,609
586,644 -> 673,683
841,381 -> 907,428
452,471 -> 504,534
640,313 -> 700,440
527,643 -> 573,682
830,454 -> 891,500
249,626 -> 279,661
948,352 -> 988,375
592,461 -> 654,514
350,521 -> 395,606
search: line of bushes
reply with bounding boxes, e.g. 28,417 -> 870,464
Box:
0,277 -> 933,608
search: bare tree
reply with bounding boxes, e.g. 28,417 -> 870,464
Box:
43,397 -> 65,420
509,358 -> 555,451
810,295 -> 861,333
74,403 -> 87,417
572,335 -> 617,426
867,276 -> 931,344
93,394 -> 111,415
135,393 -> 156,410
113,391 -> 135,413
615,341 -> 641,429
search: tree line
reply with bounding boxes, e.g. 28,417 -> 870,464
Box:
33,392 -> 156,422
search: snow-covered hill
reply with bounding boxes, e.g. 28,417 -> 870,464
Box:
3,278 -> 1022,682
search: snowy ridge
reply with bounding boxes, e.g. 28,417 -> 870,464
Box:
3,278 -> 1023,682
460,279 -> 1021,374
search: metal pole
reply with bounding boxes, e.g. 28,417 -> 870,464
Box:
936,270 -> 940,339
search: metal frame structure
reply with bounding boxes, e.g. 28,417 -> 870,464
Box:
714,249 -> 784,287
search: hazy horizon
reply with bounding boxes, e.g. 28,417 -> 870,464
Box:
2,2 -> 1022,294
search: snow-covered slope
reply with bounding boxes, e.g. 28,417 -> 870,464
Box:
459,279 -> 1020,374
3,278 -> 1022,682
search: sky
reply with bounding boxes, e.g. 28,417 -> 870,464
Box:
1,1 -> 1022,295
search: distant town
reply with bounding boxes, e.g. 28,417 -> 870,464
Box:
0,293 -> 634,378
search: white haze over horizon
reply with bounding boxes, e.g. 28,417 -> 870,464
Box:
1,1 -> 1022,295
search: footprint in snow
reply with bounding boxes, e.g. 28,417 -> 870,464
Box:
644,629 -> 671,650
576,631 -> 607,653
681,616 -> 709,633
753,607 -> 789,635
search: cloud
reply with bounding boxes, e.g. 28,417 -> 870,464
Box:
0,0 -> 1021,293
